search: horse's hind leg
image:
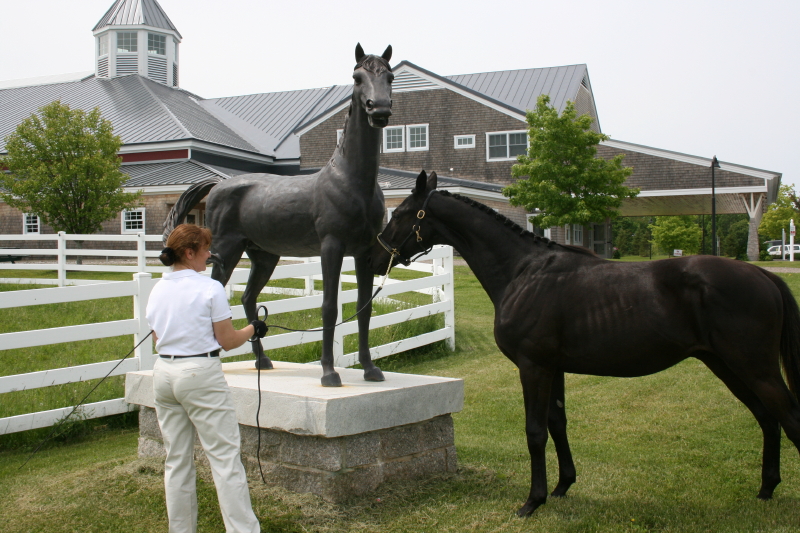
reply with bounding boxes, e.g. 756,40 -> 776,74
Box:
548,371 -> 576,497
242,246 -> 280,370
698,353 -> 782,499
355,256 -> 384,382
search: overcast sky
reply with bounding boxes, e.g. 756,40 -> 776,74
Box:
1,0 -> 797,189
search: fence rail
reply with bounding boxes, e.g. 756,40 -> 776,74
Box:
0,235 -> 455,435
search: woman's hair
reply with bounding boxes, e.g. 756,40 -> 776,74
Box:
159,224 -> 212,266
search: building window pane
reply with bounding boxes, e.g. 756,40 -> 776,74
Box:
23,213 -> 40,234
408,125 -> 428,150
122,209 -> 145,233
148,33 -> 166,55
454,135 -> 475,148
572,224 -> 583,245
117,32 -> 138,53
384,127 -> 404,151
508,132 -> 528,157
99,34 -> 109,56
488,134 -> 507,159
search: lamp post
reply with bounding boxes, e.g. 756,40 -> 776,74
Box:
711,156 -> 720,256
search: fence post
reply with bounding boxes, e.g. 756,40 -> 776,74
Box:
57,232 -> 66,287
134,272 -> 155,370
333,273 -> 344,365
442,246 -> 455,351
136,232 -> 146,272
303,258 -> 314,296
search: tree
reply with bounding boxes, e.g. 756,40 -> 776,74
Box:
0,101 -> 140,237
722,219 -> 750,259
649,216 -> 702,256
759,184 -> 799,240
503,94 -> 638,228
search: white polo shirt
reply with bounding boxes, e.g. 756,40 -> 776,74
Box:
146,269 -> 232,355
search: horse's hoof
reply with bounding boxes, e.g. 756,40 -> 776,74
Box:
321,372 -> 342,387
516,500 -> 543,517
363,367 -> 385,382
255,357 -> 273,370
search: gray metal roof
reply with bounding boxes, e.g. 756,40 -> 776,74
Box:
201,85 -> 353,159
0,75 -> 256,154
93,0 -> 181,37
446,64 -> 589,115
122,160 -> 229,187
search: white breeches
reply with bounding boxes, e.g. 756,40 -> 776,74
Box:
153,356 -> 260,533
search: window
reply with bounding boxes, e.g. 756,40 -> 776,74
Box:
454,135 -> 475,149
543,228 -> 552,240
117,32 -> 138,53
383,126 -> 404,152
386,207 -> 395,223
336,129 -> 344,143
572,224 -> 583,246
98,34 -> 109,56
23,213 -> 40,234
407,124 -> 429,151
148,33 -> 166,55
122,209 -> 145,233
564,224 -> 572,245
486,130 -> 528,161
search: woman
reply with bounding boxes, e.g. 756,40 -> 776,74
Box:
146,224 -> 267,533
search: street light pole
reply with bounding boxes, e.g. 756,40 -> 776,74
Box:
711,156 -> 720,256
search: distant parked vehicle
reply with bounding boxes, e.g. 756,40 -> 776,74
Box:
768,244 -> 800,257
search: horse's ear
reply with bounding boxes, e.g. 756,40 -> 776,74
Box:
427,171 -> 438,191
381,45 -> 392,62
355,43 -> 365,63
414,170 -> 428,196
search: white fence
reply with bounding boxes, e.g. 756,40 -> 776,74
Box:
0,238 -> 455,435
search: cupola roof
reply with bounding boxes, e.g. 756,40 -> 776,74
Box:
93,0 -> 181,38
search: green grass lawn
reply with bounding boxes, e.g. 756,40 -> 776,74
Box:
1,266 -> 800,532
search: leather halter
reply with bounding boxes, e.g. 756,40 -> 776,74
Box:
376,189 -> 436,267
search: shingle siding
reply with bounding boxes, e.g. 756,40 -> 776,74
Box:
300,88 -> 528,186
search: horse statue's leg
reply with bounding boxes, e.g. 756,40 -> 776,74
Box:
355,256 -> 384,382
242,246 -> 280,370
517,359 -> 555,517
547,371 -> 576,497
319,238 -> 345,387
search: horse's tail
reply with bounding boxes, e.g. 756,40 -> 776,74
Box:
162,177 -> 223,244
764,270 -> 800,398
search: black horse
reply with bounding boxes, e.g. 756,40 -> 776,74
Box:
164,44 -> 393,387
369,170 -> 800,516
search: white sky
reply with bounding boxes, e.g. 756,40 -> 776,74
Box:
1,0 -> 798,188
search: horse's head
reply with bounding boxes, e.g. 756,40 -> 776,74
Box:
353,43 -> 394,128
369,170 -> 439,275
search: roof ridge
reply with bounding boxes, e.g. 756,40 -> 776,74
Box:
191,160 -> 233,179
135,75 -> 192,139
445,64 -> 587,78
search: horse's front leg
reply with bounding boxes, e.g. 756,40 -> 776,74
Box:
548,370 -> 576,497
319,238 -> 345,387
355,256 -> 384,382
517,357 -> 556,517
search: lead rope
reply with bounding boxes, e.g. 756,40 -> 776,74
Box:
254,253 -> 398,483
19,330 -> 154,469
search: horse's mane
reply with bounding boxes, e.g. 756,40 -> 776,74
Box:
438,190 -> 598,257
355,55 -> 392,75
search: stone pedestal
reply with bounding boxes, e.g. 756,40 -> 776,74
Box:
125,361 -> 464,502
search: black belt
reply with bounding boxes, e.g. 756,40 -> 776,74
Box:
160,350 -> 220,359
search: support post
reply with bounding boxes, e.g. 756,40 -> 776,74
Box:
57,231 -> 66,287
136,232 -> 147,272
134,272 -> 155,370
442,246 -> 455,351
304,257 -> 314,296
741,193 -> 764,261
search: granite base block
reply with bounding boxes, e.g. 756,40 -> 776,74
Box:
138,407 -> 457,502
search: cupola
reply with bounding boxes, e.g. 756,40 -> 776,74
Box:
93,0 -> 182,87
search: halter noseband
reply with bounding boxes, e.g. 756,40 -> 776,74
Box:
377,189 -> 436,268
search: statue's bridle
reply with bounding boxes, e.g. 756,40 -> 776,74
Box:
376,189 -> 436,268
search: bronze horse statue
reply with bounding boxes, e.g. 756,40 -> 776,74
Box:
369,170 -> 800,516
164,44 -> 393,387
